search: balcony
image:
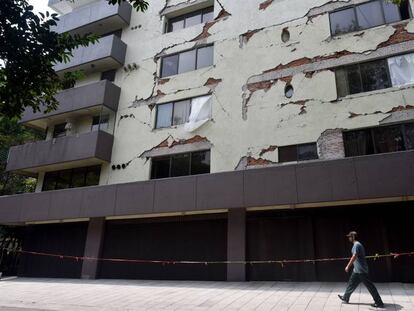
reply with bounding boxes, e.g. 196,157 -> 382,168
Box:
0,150 -> 413,225
52,0 -> 132,36
20,80 -> 120,130
5,130 -> 114,175
54,34 -> 126,74
49,0 -> 97,14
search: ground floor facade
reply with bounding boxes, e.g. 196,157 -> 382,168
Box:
13,202 -> 414,283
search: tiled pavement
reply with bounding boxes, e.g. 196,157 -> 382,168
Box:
0,278 -> 413,311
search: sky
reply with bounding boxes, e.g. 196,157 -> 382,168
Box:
28,0 -> 56,15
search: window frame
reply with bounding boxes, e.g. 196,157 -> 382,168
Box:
329,0 -> 408,36
42,165 -> 101,191
150,150 -> 211,179
335,57 -> 394,98
154,95 -> 212,129
160,45 -> 214,78
165,6 -> 214,33
343,122 -> 414,157
278,143 -> 319,163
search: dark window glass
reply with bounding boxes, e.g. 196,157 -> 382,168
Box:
42,166 -> 101,191
185,11 -> 202,28
278,145 -> 297,163
297,143 -> 318,161
196,45 -> 214,69
404,123 -> 414,149
202,7 -> 214,23
399,0 -> 411,20
168,18 -> 184,32
356,1 -> 384,30
330,8 -> 358,35
101,70 -> 116,82
166,7 -> 214,33
373,125 -> 405,153
336,59 -> 392,97
151,157 -> 171,179
344,129 -> 375,157
85,166 -> 101,186
91,115 -> 109,132
53,123 -> 66,138
171,153 -> 191,177
42,172 -> 58,191
161,54 -> 179,77
71,167 -> 87,188
178,49 -> 196,74
360,59 -> 391,92
55,170 -> 71,190
151,151 -> 210,179
172,100 -> 191,126
191,150 -> 210,175
383,0 -> 402,23
156,103 -> 173,128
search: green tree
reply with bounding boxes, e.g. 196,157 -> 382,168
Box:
0,117 -> 44,195
0,0 -> 148,119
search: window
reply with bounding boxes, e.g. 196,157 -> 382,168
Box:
101,70 -> 116,82
278,143 -> 318,163
160,45 -> 214,77
155,96 -> 211,129
166,7 -> 214,33
151,150 -> 211,179
343,122 -> 414,157
53,123 -> 67,138
336,52 -> 414,97
330,0 -> 410,36
42,165 -> 101,191
91,115 -> 109,132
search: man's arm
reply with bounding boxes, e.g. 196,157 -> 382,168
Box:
345,254 -> 357,273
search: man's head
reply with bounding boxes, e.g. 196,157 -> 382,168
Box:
346,231 -> 358,243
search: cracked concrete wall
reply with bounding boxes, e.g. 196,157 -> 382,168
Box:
68,0 -> 414,186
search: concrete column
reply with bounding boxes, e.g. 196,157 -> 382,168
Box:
227,208 -> 246,281
81,217 -> 105,279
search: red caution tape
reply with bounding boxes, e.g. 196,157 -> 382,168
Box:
2,248 -> 413,266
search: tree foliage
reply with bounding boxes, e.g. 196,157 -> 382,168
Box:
0,0 -> 148,119
0,117 -> 44,195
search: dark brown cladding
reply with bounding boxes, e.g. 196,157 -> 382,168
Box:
5,130 -> 114,174
0,150 -> 413,224
20,80 -> 121,126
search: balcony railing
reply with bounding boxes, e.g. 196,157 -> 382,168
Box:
20,80 -> 120,129
52,0 -> 132,35
1,150 -> 413,225
5,130 -> 114,174
54,34 -> 126,74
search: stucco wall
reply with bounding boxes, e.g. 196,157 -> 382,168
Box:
44,0 -> 414,187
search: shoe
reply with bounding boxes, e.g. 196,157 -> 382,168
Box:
371,302 -> 385,308
338,295 -> 349,303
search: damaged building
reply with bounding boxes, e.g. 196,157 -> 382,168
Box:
0,0 -> 414,282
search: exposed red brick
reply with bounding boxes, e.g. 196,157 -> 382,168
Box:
259,145 -> 277,157
246,156 -> 274,166
280,76 -> 292,84
158,78 -> 170,85
191,9 -> 230,41
259,0 -> 273,10
156,89 -> 165,96
378,24 -> 414,48
241,29 -> 262,42
263,50 -> 351,74
247,80 -> 276,92
155,135 -> 209,149
204,77 -> 223,86
387,105 -> 414,113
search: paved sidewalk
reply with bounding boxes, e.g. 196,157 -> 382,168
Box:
0,278 -> 412,310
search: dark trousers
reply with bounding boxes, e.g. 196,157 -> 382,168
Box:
343,272 -> 383,304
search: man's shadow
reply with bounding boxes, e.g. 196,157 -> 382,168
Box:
347,302 -> 404,310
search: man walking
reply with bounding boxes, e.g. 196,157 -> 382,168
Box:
338,231 -> 384,308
